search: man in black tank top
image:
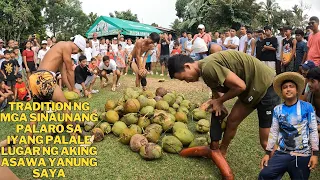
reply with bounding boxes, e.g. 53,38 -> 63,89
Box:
281,27 -> 297,73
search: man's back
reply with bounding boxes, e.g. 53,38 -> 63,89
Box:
199,50 -> 275,107
39,41 -> 68,72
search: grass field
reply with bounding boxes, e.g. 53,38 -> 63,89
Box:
1,74 -> 319,180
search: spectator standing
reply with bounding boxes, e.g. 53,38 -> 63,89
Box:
239,26 -> 248,52
37,40 -> 48,67
84,41 -> 93,64
22,41 -> 37,78
244,30 -> 255,56
281,27 -> 297,72
179,31 -> 188,54
1,50 -> 18,93
91,32 -> 100,57
99,37 -> 108,55
224,27 -> 240,50
295,29 -> 308,72
159,33 -> 170,76
255,30 -> 265,60
307,16 -> 320,66
261,26 -> 278,71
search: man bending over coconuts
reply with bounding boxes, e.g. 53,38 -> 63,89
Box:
167,50 -> 280,179
27,35 -> 86,143
128,32 -> 160,90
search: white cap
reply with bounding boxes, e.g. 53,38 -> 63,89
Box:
41,40 -> 47,44
198,24 -> 205,29
113,37 -> 118,40
73,35 -> 86,52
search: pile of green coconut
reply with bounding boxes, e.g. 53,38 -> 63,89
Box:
82,87 -> 212,160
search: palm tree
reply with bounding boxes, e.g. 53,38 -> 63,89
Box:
259,0 -> 280,24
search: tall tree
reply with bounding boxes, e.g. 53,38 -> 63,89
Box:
259,0 -> 280,25
151,23 -> 159,27
109,9 -> 139,22
175,0 -> 192,19
88,12 -> 98,25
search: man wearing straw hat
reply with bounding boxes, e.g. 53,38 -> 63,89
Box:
259,72 -> 319,180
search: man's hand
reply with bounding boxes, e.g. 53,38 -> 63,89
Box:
26,67 -> 30,73
308,155 -> 318,170
84,90 -> 90,97
73,88 -> 81,95
3,75 -> 7,80
260,155 -> 270,169
200,99 -> 228,117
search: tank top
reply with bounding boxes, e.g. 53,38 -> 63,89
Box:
91,40 -> 100,57
100,43 -> 108,55
246,38 -> 254,55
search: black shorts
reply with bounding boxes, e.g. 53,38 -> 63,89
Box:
22,61 -> 37,72
5,80 -> 16,87
101,69 -> 113,75
255,85 -> 280,128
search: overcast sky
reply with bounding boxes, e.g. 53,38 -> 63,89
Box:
80,0 -> 320,28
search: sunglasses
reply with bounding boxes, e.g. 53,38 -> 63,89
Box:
308,21 -> 316,26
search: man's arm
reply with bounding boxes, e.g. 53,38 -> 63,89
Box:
302,44 -> 308,63
266,108 -> 280,154
289,39 -> 297,62
229,38 -> 239,50
308,108 -> 319,156
13,88 -> 17,101
62,47 -> 76,91
251,39 -> 256,56
280,39 -> 284,62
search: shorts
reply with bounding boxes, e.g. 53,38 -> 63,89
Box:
0,98 -> 7,110
160,55 -> 170,66
100,69 -> 113,75
255,85 -> 280,128
75,76 -> 95,90
29,70 -> 57,102
22,61 -> 37,72
19,93 -> 30,101
5,80 -> 16,87
261,61 -> 276,71
281,59 -> 295,73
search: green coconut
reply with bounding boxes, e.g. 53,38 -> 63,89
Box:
154,96 -> 162,102
162,136 -> 183,153
192,108 -> 207,121
189,137 -> 209,148
105,100 -> 116,111
180,100 -> 191,109
119,128 -> 137,145
117,97 -> 126,106
175,96 -> 184,105
155,100 -> 169,111
147,99 -> 157,108
99,112 -> 107,121
100,122 -> 112,134
144,129 -> 161,143
137,116 -> 151,129
163,94 -> 176,106
145,124 -> 163,135
142,90 -> 155,99
105,110 -> 119,124
139,143 -> 162,160
177,106 -> 189,115
175,112 -> 188,123
190,103 -> 199,111
155,87 -> 168,97
196,119 -> 210,133
172,122 -> 188,133
169,113 -> 176,122
130,124 -> 142,134
130,134 -> 148,152
112,121 -> 128,136
168,107 -> 176,115
114,105 -> 124,116
173,128 -> 194,146
124,99 -> 141,113
161,117 -> 175,132
122,113 -> 139,125
140,106 -> 154,117
91,128 -> 104,142
172,103 -> 180,109
138,95 -> 149,108
151,110 -> 169,124
124,88 -> 140,100
84,121 -> 95,132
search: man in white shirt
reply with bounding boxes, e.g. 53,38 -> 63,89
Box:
124,38 -> 135,75
99,37 -> 108,55
111,37 -> 119,55
276,27 -> 286,74
90,32 -> 100,57
239,25 -> 248,52
98,55 -> 121,91
224,27 -> 240,50
37,40 -> 48,66
85,41 -> 93,63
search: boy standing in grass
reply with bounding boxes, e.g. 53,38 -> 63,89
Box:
259,72 -> 319,180
14,73 -> 31,102
1,50 -> 19,93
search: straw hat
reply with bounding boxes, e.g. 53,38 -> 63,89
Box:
273,72 -> 305,98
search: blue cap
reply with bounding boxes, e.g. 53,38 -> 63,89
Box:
301,60 -> 316,70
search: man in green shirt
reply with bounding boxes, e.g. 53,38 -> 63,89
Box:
168,51 -> 280,157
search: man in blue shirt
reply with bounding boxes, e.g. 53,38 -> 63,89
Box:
295,29 -> 308,72
259,72 -> 319,180
179,31 -> 188,54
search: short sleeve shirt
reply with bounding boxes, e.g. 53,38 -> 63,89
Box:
199,51 -> 276,107
98,59 -> 117,71
224,37 -> 240,50
307,32 -> 320,66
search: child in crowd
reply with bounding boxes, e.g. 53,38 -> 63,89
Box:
259,72 -> 319,180
10,50 -> 20,72
0,79 -> 13,112
14,73 -> 31,102
171,41 -> 181,56
37,40 -> 48,67
295,29 -> 308,72
0,50 -> 18,93
88,58 -> 99,75
12,46 -> 22,73
116,44 -> 126,74
106,45 -> 115,60
145,51 -> 152,73
95,54 -> 102,67
85,41 -> 92,64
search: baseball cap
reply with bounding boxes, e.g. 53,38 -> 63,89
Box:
306,67 -> 320,80
301,60 -> 316,70
113,37 -> 118,40
41,40 -> 47,44
198,24 -> 205,29
120,35 -> 124,38
73,35 -> 86,52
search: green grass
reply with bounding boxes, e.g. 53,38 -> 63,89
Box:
1,75 -> 319,180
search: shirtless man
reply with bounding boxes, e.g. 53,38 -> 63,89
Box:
28,35 -> 85,140
305,67 -> 320,140
128,32 -> 160,90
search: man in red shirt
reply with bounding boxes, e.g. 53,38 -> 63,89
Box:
307,16 -> 320,66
